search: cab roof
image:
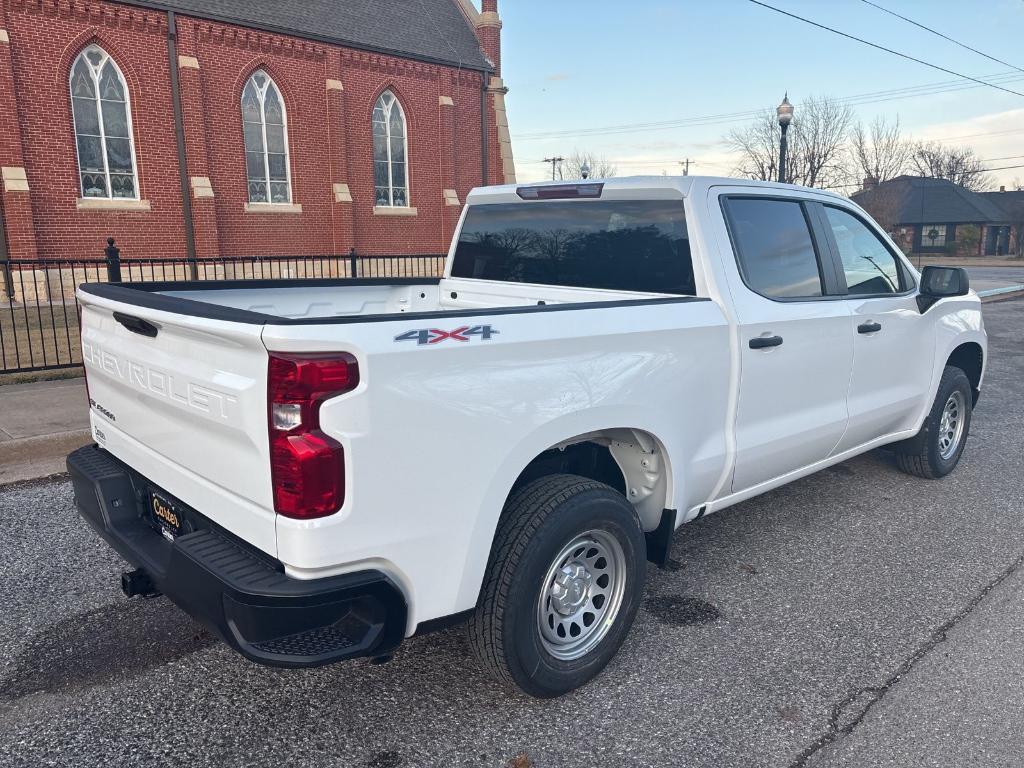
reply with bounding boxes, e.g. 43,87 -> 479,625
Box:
466,176 -> 850,205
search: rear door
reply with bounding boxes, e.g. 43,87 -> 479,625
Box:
817,203 -> 935,451
78,290 -> 276,554
714,191 -> 854,491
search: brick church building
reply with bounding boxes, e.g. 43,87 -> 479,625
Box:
0,0 -> 515,263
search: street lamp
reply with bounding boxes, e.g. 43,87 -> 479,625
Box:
581,162 -> 591,180
776,93 -> 794,184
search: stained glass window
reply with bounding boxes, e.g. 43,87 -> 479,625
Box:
69,46 -> 138,199
372,90 -> 409,207
242,71 -> 291,204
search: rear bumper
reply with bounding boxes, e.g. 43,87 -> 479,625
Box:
67,444 -> 407,668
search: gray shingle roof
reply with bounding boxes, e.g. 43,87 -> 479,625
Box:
140,0 -> 490,70
981,190 -> 1024,222
852,175 -> 1009,224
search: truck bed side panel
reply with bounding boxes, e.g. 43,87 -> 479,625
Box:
263,298 -> 731,628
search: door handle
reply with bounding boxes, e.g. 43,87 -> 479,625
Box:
857,321 -> 882,334
749,335 -> 783,349
113,312 -> 158,338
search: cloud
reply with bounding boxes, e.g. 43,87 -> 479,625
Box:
545,73 -> 570,82
915,107 -> 1024,145
913,107 -> 1024,187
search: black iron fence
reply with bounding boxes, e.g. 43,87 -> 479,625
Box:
0,241 -> 446,374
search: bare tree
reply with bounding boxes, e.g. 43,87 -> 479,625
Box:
727,110 -> 781,182
909,141 -> 990,191
857,184 -> 906,238
849,116 -> 913,184
558,150 -> 617,180
727,95 -> 854,189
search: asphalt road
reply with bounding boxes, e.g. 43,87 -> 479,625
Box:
963,266 -> 1024,294
965,266 -> 1024,284
1,298 -> 1022,768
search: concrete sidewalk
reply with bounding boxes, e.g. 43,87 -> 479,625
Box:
0,377 -> 90,485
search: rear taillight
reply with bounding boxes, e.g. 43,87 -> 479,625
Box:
267,353 -> 359,519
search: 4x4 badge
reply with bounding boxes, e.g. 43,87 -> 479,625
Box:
394,325 -> 499,346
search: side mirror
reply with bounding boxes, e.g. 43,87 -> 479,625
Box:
917,265 -> 969,312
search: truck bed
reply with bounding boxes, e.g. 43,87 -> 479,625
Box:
79,275 -> 686,325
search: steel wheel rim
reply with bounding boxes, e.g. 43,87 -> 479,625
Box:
938,390 -> 966,460
537,529 -> 627,661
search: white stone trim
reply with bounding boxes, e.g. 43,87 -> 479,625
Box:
439,95 -> 454,107
244,202 -> 303,214
478,10 -> 502,28
443,189 -> 461,207
76,198 -> 151,211
333,183 -> 352,203
2,166 -> 28,192
455,0 -> 480,25
373,206 -> 418,217
0,29 -> 9,44
490,88 -> 517,184
190,176 -> 214,198
178,55 -> 199,69
326,79 -> 344,92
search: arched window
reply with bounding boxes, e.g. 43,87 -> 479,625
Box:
241,70 -> 291,204
372,90 -> 409,207
69,45 -> 139,199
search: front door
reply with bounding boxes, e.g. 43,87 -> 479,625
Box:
714,192 -> 854,492
818,204 -> 936,451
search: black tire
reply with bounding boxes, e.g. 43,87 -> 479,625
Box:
467,474 -> 646,698
894,365 -> 973,479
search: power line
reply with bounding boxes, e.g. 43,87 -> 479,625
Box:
532,154 -> 1024,185
511,70 -> 1024,142
859,0 -> 1024,75
824,162 -> 1024,190
747,0 -> 1024,98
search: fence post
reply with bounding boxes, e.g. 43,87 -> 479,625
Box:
0,251 -> 11,300
349,247 -> 358,279
105,237 -> 122,282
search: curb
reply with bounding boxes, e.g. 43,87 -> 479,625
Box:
0,428 -> 92,486
978,284 -> 1024,303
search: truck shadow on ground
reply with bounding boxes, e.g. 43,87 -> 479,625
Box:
0,598 -> 214,701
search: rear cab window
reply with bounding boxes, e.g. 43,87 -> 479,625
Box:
450,200 -> 696,295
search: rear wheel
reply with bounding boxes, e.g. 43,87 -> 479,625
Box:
894,365 -> 973,479
467,474 -> 646,698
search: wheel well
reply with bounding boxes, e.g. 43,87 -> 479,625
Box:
511,429 -> 669,532
947,342 -> 983,404
513,441 -> 627,497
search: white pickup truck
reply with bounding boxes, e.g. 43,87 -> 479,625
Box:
69,176 -> 986,697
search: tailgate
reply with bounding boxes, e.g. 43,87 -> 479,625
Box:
78,289 -> 276,556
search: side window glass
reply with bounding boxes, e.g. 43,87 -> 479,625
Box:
724,198 -> 823,299
824,206 -> 901,295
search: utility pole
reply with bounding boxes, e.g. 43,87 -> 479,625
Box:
679,158 -> 691,176
543,156 -> 564,181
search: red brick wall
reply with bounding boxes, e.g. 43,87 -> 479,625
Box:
0,0 -> 496,261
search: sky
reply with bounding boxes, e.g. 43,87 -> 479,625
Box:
493,0 -> 1024,190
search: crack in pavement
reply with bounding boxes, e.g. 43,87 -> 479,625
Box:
788,549 -> 1024,768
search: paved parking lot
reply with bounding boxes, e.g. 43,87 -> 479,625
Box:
1,298 -> 1022,768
